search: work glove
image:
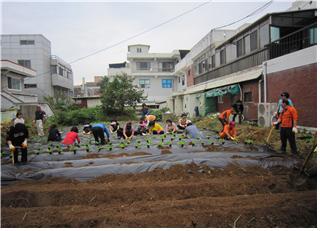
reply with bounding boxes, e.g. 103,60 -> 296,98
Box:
272,121 -> 279,126
22,140 -> 28,148
292,127 -> 298,133
9,144 -> 15,151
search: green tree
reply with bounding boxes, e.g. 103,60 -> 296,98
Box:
100,74 -> 145,115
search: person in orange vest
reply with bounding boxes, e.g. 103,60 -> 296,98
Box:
219,121 -> 237,140
218,107 -> 236,131
273,99 -> 298,155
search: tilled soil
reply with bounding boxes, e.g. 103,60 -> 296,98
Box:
1,164 -> 317,228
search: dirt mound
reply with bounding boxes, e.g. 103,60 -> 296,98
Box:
1,164 -> 316,228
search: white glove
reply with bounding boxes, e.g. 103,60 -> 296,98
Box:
22,140 -> 28,148
292,127 -> 298,133
272,121 -> 279,126
9,144 -> 15,151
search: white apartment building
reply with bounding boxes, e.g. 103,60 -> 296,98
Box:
1,34 -> 73,102
126,44 -> 186,104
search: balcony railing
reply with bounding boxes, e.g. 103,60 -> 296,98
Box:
194,22 -> 317,85
268,22 -> 317,59
194,48 -> 269,84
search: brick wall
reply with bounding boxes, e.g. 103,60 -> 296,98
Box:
267,63 -> 317,127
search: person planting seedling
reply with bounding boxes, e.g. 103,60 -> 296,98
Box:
184,123 -> 204,139
219,121 -> 237,141
148,121 -> 164,135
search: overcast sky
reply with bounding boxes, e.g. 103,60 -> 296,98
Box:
1,0 -> 293,85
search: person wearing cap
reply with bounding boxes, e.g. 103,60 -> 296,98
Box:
218,107 -> 236,131
219,121 -> 237,140
145,114 -> 156,126
273,99 -> 298,155
274,92 -> 294,129
83,123 -> 110,145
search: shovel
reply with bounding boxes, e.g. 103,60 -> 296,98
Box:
291,132 -> 317,187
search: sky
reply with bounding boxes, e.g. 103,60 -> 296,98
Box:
1,0 -> 294,85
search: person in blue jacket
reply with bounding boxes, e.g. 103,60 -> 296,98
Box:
83,123 -> 110,145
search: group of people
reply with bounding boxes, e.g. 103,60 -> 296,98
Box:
217,92 -> 298,155
6,92 -> 299,165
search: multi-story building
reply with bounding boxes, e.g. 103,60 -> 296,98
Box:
107,61 -> 131,78
1,34 -> 73,102
73,76 -> 103,108
169,7 -> 317,128
126,44 -> 187,104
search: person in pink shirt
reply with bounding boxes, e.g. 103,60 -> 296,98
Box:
62,127 -> 80,146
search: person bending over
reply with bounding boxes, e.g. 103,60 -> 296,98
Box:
165,119 -> 177,133
7,122 -> 29,164
84,123 -> 110,145
109,120 -> 124,139
148,121 -> 164,135
48,124 -> 62,142
62,127 -> 80,146
219,121 -> 237,140
123,121 -> 135,140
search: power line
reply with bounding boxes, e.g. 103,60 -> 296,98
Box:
214,0 -> 273,30
69,0 -> 213,64
19,0 -> 274,97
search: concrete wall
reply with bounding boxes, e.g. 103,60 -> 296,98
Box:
265,46 -> 317,127
87,98 -> 102,108
1,34 -> 52,102
132,75 -> 177,103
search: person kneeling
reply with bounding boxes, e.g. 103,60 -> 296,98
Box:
184,123 -> 204,139
219,121 -> 237,140
62,127 -> 81,146
7,122 -> 29,164
148,121 -> 164,135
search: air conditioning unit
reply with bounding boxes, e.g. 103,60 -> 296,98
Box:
258,103 -> 278,127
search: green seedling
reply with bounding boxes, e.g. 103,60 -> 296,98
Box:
85,144 -> 90,152
147,144 -> 150,148
206,136 -> 211,140
136,140 -> 141,144
244,139 -> 254,145
48,146 -> 52,155
56,145 -> 62,155
157,141 -> 163,148
119,142 -> 126,149
178,141 -> 186,148
189,141 -> 195,147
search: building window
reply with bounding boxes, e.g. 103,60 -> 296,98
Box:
136,62 -> 150,70
198,62 -> 203,74
162,79 -> 173,88
220,48 -> 226,65
17,60 -> 31,68
211,55 -> 215,69
161,62 -> 174,72
270,26 -> 280,42
20,40 -> 35,45
218,95 -> 223,103
51,65 -> 57,74
139,79 -> 150,88
24,84 -> 37,88
250,30 -> 258,51
182,78 -> 185,86
137,48 -> 142,53
309,27 -> 317,45
187,69 -> 191,76
236,38 -> 245,57
244,92 -> 253,102
8,77 -> 21,90
59,67 -> 64,76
